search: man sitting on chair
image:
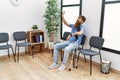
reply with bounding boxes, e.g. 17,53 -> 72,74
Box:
48,12 -> 86,71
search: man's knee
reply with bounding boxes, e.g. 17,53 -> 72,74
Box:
64,47 -> 71,52
54,43 -> 60,49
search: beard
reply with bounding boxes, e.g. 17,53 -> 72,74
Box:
74,20 -> 81,27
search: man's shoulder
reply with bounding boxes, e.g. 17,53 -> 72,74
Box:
80,25 -> 85,30
69,24 -> 74,28
80,25 -> 84,27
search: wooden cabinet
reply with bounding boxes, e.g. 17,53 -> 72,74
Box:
27,30 -> 45,55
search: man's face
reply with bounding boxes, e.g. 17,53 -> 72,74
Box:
76,17 -> 83,24
74,17 -> 83,27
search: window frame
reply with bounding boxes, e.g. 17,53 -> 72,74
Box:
61,0 -> 82,39
100,0 -> 120,54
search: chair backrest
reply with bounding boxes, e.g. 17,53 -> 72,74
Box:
0,33 -> 9,43
81,35 -> 86,45
80,35 -> 87,49
62,32 -> 71,40
62,32 -> 87,47
13,31 -> 27,41
89,36 -> 104,49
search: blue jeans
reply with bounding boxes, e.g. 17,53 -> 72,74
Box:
53,41 -> 77,65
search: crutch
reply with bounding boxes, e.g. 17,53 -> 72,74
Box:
69,41 -> 79,71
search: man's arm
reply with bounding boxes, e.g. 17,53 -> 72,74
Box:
62,12 -> 70,27
71,26 -> 84,36
66,30 -> 83,40
71,30 -> 83,36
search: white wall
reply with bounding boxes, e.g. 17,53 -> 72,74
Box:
0,0 -> 47,55
82,0 -> 120,71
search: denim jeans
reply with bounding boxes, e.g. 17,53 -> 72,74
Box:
53,41 -> 77,65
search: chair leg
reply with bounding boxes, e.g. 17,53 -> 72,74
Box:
84,54 -> 86,62
32,50 -> 34,58
7,49 -> 10,57
61,50 -> 63,61
99,53 -> 102,62
11,47 -> 16,62
77,52 -> 80,60
17,47 -> 19,62
15,45 -> 17,56
25,46 -> 27,54
90,56 -> 92,75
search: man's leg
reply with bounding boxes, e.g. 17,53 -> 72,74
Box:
53,41 -> 69,64
58,43 -> 75,71
48,41 -> 69,69
62,43 -> 75,65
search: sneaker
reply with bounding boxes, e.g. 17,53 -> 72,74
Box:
57,64 -> 66,71
48,62 -> 59,69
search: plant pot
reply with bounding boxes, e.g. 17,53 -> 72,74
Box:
49,34 -> 54,42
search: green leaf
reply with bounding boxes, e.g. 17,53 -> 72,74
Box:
44,0 -> 61,37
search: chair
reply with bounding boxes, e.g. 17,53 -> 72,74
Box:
77,36 -> 104,75
75,35 -> 87,66
0,33 -> 16,62
62,32 -> 72,40
69,35 -> 87,71
13,31 -> 31,62
77,35 -> 87,61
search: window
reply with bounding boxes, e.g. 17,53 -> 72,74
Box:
100,0 -> 120,54
106,0 -> 120,2
63,0 -> 80,5
61,0 -> 82,39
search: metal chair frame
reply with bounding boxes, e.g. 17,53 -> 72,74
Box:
13,31 -> 31,62
77,36 -> 104,75
0,33 -> 16,62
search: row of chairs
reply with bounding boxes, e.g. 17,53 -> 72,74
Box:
54,32 -> 104,75
0,31 -> 104,75
0,31 -> 32,62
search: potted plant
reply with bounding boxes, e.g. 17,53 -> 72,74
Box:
32,25 -> 38,30
44,0 -> 61,42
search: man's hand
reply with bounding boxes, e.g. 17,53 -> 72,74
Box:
62,11 -> 65,18
62,11 -> 70,27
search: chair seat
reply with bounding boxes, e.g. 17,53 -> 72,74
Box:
80,49 -> 99,56
17,42 -> 31,47
0,44 -> 12,50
